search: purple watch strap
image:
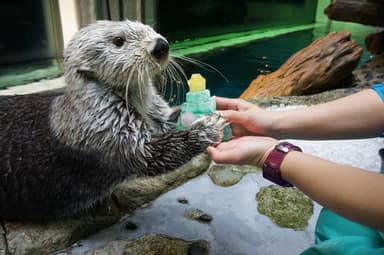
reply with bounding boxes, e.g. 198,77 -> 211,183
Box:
262,142 -> 302,187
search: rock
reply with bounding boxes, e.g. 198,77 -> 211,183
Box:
184,208 -> 213,224
256,185 -> 314,230
111,154 -> 211,211
0,154 -> 211,255
197,214 -> 213,223
324,0 -> 384,27
240,31 -> 362,99
85,234 -> 209,255
207,164 -> 260,187
4,219 -> 116,255
187,242 -> 207,255
244,55 -> 384,109
177,197 -> 189,204
85,240 -> 126,255
124,221 -> 138,231
248,87 -> 360,108
351,55 -> 384,87
365,31 -> 384,55
0,223 -> 7,255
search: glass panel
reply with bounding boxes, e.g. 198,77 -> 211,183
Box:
143,0 -> 156,27
96,0 -> 143,21
157,0 -> 318,42
0,0 -> 63,89
169,26 -> 373,103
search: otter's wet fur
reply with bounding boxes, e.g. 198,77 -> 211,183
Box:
0,20 -> 225,221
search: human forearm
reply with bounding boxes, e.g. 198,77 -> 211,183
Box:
268,89 -> 384,139
281,151 -> 384,230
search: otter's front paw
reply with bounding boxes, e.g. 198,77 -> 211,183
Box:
190,112 -> 228,145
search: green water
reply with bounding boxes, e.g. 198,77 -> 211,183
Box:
166,25 -> 374,105
158,0 -> 317,42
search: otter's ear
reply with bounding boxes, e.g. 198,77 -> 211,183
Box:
77,66 -> 94,78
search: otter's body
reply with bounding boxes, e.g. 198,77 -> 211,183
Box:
0,20 -> 224,221
0,93 -> 118,220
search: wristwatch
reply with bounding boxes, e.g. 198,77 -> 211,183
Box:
262,141 -> 302,187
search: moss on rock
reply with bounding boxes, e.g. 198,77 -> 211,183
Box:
256,185 -> 314,230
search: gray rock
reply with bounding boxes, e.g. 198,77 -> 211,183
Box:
207,164 -> 260,187
256,185 -> 314,230
85,234 -> 209,255
0,154 -> 211,255
183,208 -> 212,224
85,240 -> 127,255
249,86 -> 363,108
0,223 -> 7,255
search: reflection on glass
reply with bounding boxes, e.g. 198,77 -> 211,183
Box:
0,0 -> 63,88
158,0 -> 317,42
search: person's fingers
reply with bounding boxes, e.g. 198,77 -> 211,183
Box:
207,146 -> 238,164
214,140 -> 238,150
215,97 -> 253,111
219,110 -> 249,125
215,97 -> 239,110
229,124 -> 250,137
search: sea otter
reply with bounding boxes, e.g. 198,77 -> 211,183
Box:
0,20 -> 225,221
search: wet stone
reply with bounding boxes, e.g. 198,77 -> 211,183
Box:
177,197 -> 189,204
184,208 -> 213,224
187,242 -> 207,255
0,154 -> 212,255
256,185 -> 314,230
125,221 -> 138,230
207,164 -> 260,187
198,214 -> 213,223
86,234 -> 209,255
72,242 -> 83,248
0,223 -> 7,255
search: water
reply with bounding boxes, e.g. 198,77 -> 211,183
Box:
60,105 -> 384,255
189,31 -> 314,98
158,0 -> 317,42
168,27 -> 373,102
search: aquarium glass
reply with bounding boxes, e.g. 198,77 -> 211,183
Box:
157,0 -> 318,42
164,25 -> 373,105
0,0 -> 63,89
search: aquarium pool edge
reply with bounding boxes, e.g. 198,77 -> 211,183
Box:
171,23 -> 321,56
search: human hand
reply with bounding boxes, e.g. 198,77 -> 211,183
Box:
207,136 -> 278,167
215,97 -> 274,137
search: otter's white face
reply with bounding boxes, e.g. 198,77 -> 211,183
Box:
64,20 -> 170,89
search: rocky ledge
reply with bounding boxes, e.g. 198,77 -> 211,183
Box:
0,154 -> 211,255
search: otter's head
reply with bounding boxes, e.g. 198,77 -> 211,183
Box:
63,20 -> 170,90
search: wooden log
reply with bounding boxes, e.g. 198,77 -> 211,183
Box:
324,0 -> 384,27
240,31 -> 362,99
365,31 -> 384,55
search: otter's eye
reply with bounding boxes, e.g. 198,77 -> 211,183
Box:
112,37 -> 125,47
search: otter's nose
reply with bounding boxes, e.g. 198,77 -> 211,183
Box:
152,38 -> 169,61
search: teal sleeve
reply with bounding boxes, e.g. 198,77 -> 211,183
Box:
371,84 -> 384,137
371,83 -> 384,101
